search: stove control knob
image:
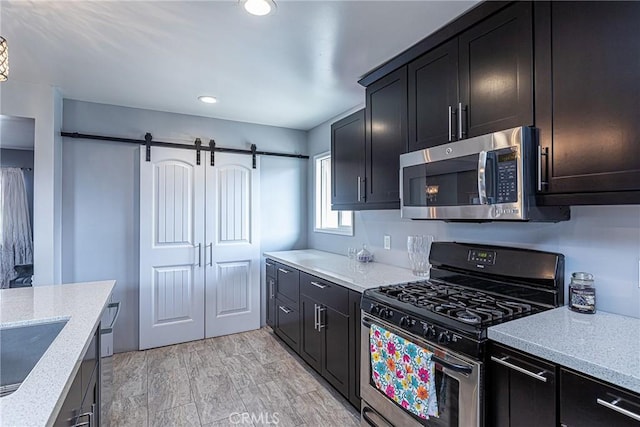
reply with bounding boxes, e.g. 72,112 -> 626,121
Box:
437,331 -> 451,344
399,316 -> 415,328
378,308 -> 388,318
424,325 -> 437,339
370,304 -> 380,315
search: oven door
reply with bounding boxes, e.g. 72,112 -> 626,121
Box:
360,315 -> 482,427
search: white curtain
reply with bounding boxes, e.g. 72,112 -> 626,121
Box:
0,168 -> 33,288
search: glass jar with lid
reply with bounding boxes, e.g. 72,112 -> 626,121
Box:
569,272 -> 596,314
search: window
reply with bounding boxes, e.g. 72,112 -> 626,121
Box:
314,152 -> 353,235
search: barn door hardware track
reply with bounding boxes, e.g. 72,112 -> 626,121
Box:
61,131 -> 309,169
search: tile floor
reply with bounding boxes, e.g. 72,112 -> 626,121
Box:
107,327 -> 361,427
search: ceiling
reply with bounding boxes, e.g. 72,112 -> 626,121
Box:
0,115 -> 35,150
1,1 -> 478,131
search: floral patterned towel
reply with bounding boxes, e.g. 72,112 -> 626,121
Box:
370,323 -> 439,419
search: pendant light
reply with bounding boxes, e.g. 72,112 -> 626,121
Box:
0,37 -> 7,82
243,0 -> 276,16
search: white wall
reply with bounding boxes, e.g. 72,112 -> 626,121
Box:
308,108 -> 640,319
0,80 -> 63,285
62,100 -> 308,352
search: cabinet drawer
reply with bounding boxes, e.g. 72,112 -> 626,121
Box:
300,272 -> 348,314
265,259 -> 277,278
560,369 -> 640,427
276,263 -> 299,308
274,298 -> 300,352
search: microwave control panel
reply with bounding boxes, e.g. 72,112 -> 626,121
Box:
496,150 -> 518,203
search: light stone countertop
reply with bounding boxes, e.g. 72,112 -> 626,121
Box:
263,249 -> 419,293
488,306 -> 640,394
0,281 -> 116,427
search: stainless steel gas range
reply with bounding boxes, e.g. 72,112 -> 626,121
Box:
360,242 -> 564,427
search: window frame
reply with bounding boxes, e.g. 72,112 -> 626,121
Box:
313,151 -> 354,236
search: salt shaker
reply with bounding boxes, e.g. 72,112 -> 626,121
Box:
569,272 -> 596,314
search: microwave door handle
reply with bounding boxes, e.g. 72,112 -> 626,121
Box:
477,151 -> 488,205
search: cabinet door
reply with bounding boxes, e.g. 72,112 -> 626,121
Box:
54,369 -> 82,427
487,343 -> 557,427
321,306 -> 350,398
365,66 -> 407,208
331,109 -> 365,209
275,263 -> 299,309
408,39 -> 459,152
274,298 -> 300,353
265,275 -> 276,328
538,1 -> 640,199
459,1 -> 533,139
299,295 -> 322,372
560,369 -> 640,427
348,290 -> 362,409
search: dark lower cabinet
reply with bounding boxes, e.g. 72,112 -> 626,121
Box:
274,298 -> 300,353
275,262 -> 299,309
266,259 -> 361,409
54,326 -> 101,427
487,342 -> 557,427
560,369 -> 640,427
348,290 -> 362,410
322,306 -> 350,397
300,294 -> 322,372
536,1 -> 640,204
265,273 -> 276,328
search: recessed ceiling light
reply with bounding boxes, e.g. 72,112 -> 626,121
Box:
243,0 -> 276,16
198,96 -> 218,104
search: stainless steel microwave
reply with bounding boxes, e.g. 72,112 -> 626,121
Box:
399,126 -> 570,222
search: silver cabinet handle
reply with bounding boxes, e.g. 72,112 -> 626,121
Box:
72,404 -> 95,427
101,301 -> 121,335
279,306 -> 292,314
458,102 -> 464,140
194,243 -> 202,267
537,145 -> 549,192
207,243 -> 213,266
317,306 -> 326,331
310,281 -> 327,289
597,397 -> 640,422
477,150 -> 488,205
357,176 -> 362,202
490,356 -> 548,383
278,268 -> 290,274
314,303 -> 319,331
265,261 -> 274,267
448,106 -> 453,142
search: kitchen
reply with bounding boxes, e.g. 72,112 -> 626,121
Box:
0,1 -> 639,426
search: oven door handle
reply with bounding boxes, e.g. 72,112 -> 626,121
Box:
362,407 -> 392,427
362,318 -> 473,375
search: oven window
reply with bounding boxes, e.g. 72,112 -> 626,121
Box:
369,362 -> 460,426
403,154 -> 494,207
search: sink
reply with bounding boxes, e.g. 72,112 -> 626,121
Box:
0,320 -> 67,397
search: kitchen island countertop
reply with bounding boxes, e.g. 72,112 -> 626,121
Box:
0,281 -> 115,426
488,306 -> 640,394
263,249 -> 418,293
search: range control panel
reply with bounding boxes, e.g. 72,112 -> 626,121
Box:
468,249 -> 496,265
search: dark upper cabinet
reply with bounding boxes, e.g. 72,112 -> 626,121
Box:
408,39 -> 458,152
536,1 -> 640,204
406,2 -> 533,152
487,343 -> 557,427
365,67 -> 407,208
331,109 -> 365,209
458,1 -> 533,139
560,369 -> 640,427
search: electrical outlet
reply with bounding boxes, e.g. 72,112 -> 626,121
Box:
384,235 -> 391,250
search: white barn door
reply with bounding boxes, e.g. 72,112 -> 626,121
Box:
205,153 -> 261,337
139,147 -> 205,350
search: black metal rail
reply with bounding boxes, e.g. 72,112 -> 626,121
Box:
60,131 -> 309,168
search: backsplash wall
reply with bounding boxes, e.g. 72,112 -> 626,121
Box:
308,109 -> 640,319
